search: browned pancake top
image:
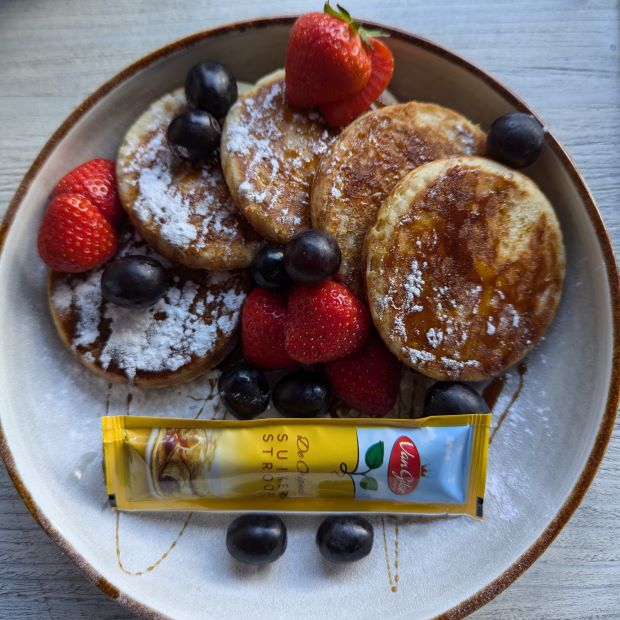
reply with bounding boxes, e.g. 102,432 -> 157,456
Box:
221,70 -> 339,243
365,157 -> 565,381
312,102 -> 486,294
48,230 -> 250,387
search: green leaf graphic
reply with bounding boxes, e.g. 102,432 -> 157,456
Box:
360,476 -> 378,491
365,441 -> 384,469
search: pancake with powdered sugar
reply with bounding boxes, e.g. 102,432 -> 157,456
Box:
311,102 -> 486,295
48,229 -> 250,388
116,87 -> 260,270
220,69 -> 340,243
365,156 -> 565,381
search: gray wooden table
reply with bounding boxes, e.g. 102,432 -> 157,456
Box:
1,0 -> 618,618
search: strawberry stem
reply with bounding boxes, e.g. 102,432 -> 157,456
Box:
323,1 -> 389,50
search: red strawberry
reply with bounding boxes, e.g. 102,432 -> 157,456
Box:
285,280 -> 370,364
324,331 -> 401,416
242,288 -> 296,370
37,193 -> 117,272
53,158 -> 124,228
285,3 -> 382,108
320,38 -> 394,127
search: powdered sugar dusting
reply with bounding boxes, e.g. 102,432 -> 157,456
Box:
119,89 -> 247,253
426,328 -> 443,348
223,73 -> 337,237
50,232 -> 247,380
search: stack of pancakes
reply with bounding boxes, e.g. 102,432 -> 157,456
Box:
49,68 -> 564,388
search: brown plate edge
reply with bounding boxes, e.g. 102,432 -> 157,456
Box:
0,15 -> 617,620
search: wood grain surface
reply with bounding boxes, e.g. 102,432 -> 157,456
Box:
0,0 -> 618,618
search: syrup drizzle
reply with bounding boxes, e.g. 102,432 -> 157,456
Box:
482,375 -> 506,410
104,382 -> 112,416
489,362 -> 528,444
113,380 -> 223,576
379,362 -> 528,593
381,517 -> 400,593
115,512 -> 193,576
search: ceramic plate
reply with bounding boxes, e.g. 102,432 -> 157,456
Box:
1,17 -> 618,620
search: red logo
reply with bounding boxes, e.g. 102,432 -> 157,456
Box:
387,435 -> 426,495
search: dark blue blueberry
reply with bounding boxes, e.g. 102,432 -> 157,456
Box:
218,364 -> 270,420
101,256 -> 167,309
226,514 -> 287,565
272,371 -> 330,418
185,61 -> 238,118
486,112 -> 544,168
316,516 -> 374,563
284,230 -> 341,283
424,381 -> 490,417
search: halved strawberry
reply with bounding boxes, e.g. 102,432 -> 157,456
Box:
320,38 -> 394,127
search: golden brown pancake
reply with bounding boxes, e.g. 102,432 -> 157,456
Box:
221,69 -> 339,243
117,88 -> 260,270
48,229 -> 250,388
365,156 -> 565,381
312,102 -> 486,294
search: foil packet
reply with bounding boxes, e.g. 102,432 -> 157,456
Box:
103,414 -> 491,518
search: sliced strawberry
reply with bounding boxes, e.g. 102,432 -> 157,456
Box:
320,38 -> 394,127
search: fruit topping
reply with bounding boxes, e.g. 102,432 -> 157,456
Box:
52,158 -> 124,228
486,112 -> 544,168
316,516 -> 373,563
320,37 -> 394,127
423,381 -> 490,417
37,193 -> 117,273
285,280 -> 370,364
101,256 -> 168,309
166,110 -> 221,163
272,370 -> 330,418
218,364 -> 270,420
285,3 -> 376,109
284,229 -> 341,283
251,245 -> 291,289
226,514 -> 287,565
241,288 -> 295,370
185,61 -> 238,118
324,331 -> 400,416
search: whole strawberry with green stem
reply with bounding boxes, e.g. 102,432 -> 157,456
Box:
285,2 -> 388,109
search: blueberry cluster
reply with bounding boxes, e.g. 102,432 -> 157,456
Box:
226,514 -> 374,566
219,229 -> 341,420
167,61 -> 238,164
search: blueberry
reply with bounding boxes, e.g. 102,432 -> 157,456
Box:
316,516 -> 373,564
218,364 -> 270,420
226,514 -> 287,565
166,110 -> 220,163
284,230 -> 341,283
486,112 -> 545,168
423,381 -> 490,417
251,245 -> 291,289
101,256 -> 168,309
272,371 -> 330,418
185,61 -> 238,119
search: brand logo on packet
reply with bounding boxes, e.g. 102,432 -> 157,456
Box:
387,435 -> 426,495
